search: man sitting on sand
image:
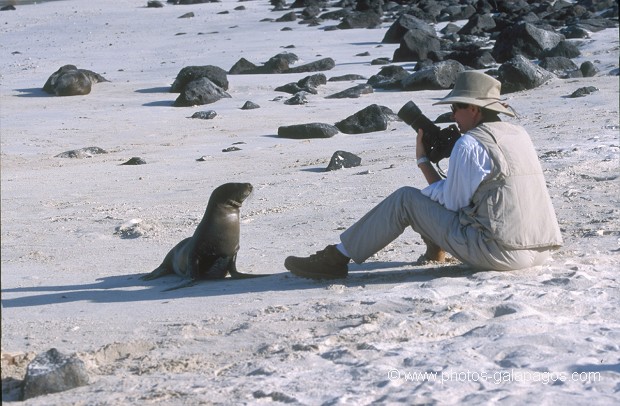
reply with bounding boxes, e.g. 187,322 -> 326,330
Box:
285,71 -> 563,279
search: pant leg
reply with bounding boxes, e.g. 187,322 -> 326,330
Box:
339,186 -> 551,271
339,186 -> 460,264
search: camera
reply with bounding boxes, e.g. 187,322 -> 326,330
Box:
397,101 -> 461,164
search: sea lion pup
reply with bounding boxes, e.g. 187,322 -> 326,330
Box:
42,65 -> 109,96
141,182 -> 266,291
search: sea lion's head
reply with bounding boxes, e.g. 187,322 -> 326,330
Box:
210,182 -> 253,208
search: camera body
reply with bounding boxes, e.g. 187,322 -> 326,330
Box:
397,101 -> 461,164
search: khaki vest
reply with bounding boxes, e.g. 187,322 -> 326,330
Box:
459,122 -> 563,249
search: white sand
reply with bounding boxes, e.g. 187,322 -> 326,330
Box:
1,0 -> 619,403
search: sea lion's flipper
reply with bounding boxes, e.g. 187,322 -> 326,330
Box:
162,279 -> 196,292
228,256 -> 271,279
140,265 -> 172,281
79,69 -> 109,83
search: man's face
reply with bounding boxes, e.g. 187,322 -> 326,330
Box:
451,104 -> 481,133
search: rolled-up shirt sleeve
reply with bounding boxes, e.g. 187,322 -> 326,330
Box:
421,133 -> 491,212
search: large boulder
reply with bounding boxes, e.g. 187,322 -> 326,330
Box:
382,14 -> 436,44
457,13 -> 496,36
498,55 -> 555,93
491,22 -> 565,63
337,11 -> 382,29
445,44 -> 496,69
22,349 -> 89,400
334,104 -> 396,134
538,56 -> 579,77
278,123 -> 339,139
171,65 -> 229,92
228,57 -> 258,74
325,84 -> 373,99
173,77 -> 231,106
326,151 -> 362,171
392,28 -> 441,62
287,57 -> 335,74
367,65 -> 409,89
401,60 -> 465,91
540,40 -> 581,58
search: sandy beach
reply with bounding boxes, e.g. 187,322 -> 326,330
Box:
1,0 -> 619,404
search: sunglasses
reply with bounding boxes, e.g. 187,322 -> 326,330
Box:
450,103 -> 469,113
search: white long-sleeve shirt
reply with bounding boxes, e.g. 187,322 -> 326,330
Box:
421,133 -> 492,212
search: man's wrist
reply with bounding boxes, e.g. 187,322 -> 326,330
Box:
417,156 -> 430,167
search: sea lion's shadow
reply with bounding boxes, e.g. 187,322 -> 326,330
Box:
1,263 -> 475,308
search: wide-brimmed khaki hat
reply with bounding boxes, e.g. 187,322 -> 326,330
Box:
433,71 -> 515,117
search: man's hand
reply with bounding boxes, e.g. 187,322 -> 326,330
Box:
416,129 -> 426,160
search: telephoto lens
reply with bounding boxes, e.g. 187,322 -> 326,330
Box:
397,101 -> 440,139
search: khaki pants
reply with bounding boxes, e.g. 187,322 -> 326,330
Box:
340,187 -> 550,271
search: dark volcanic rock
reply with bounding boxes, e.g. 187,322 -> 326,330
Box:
325,84 -> 373,99
22,349 -> 89,400
276,73 -> 326,94
498,55 -> 555,93
278,123 -> 339,139
539,56 -> 579,77
275,82 -> 305,94
326,151 -> 362,171
241,101 -> 260,110
572,18 -> 617,33
439,4 -> 476,22
541,40 -> 581,58
367,65 -> 409,90
275,83 -> 305,94
229,57 -> 259,74
560,25 -> 591,39
319,8 -> 351,21
298,73 -> 327,89
171,65 -> 229,92
446,46 -> 496,69
263,53 -> 299,72
238,54 -> 331,75
284,92 -> 309,105
580,61 -> 599,77
401,60 -> 465,91
392,26 -> 441,62
173,77 -> 231,106
55,147 -> 108,159
276,11 -> 297,22
189,110 -> 217,119
382,14 -> 436,44
371,57 -> 391,65
147,1 -> 164,8
328,74 -> 367,82
286,57 -> 335,73
568,86 -> 599,98
121,157 -> 147,165
491,22 -> 565,63
457,13 -> 496,36
337,11 -> 382,29
334,104 -> 395,134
